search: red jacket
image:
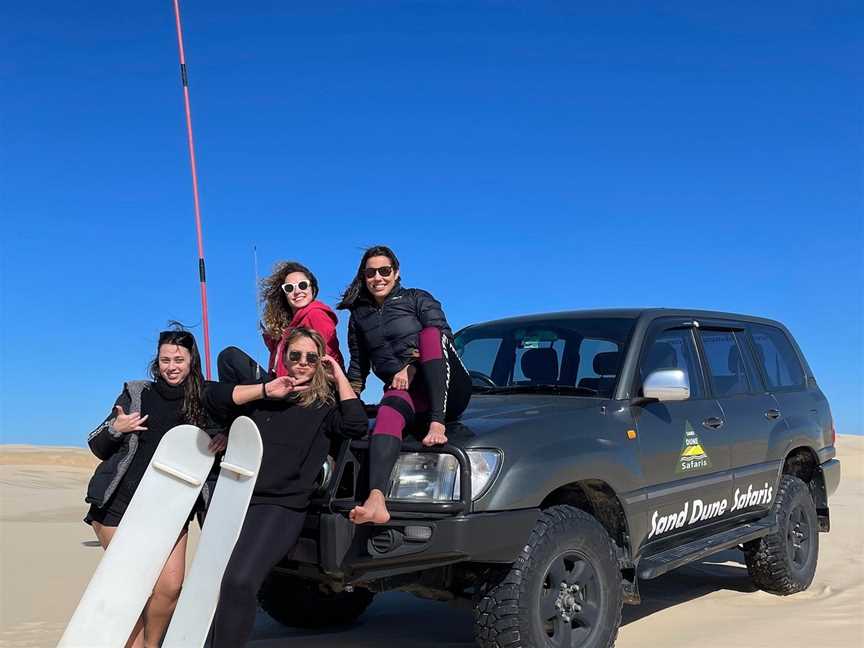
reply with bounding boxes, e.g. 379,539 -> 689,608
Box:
263,301 -> 344,376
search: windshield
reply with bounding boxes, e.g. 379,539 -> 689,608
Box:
454,317 -> 636,398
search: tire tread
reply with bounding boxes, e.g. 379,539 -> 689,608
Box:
474,505 -> 622,648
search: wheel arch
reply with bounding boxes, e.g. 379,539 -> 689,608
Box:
782,445 -> 829,531
539,479 -> 638,603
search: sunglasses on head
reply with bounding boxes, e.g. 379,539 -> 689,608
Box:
158,330 -> 194,348
282,281 -> 310,295
364,265 -> 394,279
287,350 -> 320,364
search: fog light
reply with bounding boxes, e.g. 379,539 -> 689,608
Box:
404,525 -> 433,541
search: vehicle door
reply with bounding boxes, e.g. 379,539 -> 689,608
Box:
633,321 -> 731,552
746,323 -> 827,465
696,325 -> 782,519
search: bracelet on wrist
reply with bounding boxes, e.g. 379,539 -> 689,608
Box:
261,382 -> 267,400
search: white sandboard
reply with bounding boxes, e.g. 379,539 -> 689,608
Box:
162,416 -> 262,648
59,425 -> 213,648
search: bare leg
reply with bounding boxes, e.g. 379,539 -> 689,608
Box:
142,531 -> 188,647
92,522 -> 145,648
349,489 -> 391,525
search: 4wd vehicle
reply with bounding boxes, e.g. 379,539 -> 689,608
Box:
258,309 -> 841,648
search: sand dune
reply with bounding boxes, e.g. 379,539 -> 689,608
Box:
0,438 -> 861,648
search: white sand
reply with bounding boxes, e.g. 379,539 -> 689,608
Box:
1,437 -> 861,648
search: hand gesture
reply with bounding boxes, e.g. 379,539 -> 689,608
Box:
390,364 -> 415,391
321,355 -> 346,382
264,375 -> 310,399
208,433 -> 228,453
112,405 -> 149,434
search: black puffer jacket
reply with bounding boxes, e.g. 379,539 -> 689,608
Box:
346,283 -> 452,392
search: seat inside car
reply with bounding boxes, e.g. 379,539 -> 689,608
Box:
709,345 -> 749,396
519,348 -> 559,384
577,351 -> 619,394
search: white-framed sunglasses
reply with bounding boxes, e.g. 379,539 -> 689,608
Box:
282,280 -> 310,295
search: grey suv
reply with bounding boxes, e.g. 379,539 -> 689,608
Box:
257,309 -> 841,648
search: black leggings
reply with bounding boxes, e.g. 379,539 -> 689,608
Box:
217,346 -> 268,385
210,504 -> 307,647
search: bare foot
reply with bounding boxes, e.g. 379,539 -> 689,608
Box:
422,421 -> 448,446
350,489 -> 390,525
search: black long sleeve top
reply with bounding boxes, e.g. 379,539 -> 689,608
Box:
205,384 -> 368,507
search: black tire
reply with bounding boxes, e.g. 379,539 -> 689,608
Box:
474,506 -> 623,648
258,572 -> 375,628
744,474 -> 819,595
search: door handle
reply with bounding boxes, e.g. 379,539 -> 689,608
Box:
765,409 -> 782,420
702,417 -> 725,430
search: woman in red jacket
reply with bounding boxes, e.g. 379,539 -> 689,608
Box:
218,261 -> 344,383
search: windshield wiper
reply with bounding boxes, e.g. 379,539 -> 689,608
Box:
471,385 -> 498,394
482,384 -> 601,396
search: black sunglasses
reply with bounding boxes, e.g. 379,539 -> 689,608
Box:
287,350 -> 320,364
282,280 -> 310,295
158,330 -> 194,348
364,265 -> 393,279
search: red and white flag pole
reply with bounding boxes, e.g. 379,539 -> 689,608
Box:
171,0 -> 212,378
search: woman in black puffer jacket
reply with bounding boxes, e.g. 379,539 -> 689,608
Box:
338,245 -> 471,525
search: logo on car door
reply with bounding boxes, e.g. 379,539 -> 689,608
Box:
676,421 -> 712,473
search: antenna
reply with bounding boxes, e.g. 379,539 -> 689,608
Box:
171,0 -> 212,378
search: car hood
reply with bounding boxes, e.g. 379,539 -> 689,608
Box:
447,394 -> 605,447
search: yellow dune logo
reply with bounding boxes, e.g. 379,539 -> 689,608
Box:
677,421 -> 711,473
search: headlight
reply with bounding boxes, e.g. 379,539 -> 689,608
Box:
387,450 -> 501,502
456,450 -> 501,501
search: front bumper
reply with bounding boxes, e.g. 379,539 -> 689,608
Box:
284,508 -> 540,583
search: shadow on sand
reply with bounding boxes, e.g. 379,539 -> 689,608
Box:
249,549 -> 755,647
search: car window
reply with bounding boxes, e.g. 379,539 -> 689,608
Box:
749,324 -> 806,389
640,328 -> 703,399
699,330 -> 750,397
458,338 -> 502,378
513,339 -> 564,383
575,338 -> 620,393
454,317 -> 636,397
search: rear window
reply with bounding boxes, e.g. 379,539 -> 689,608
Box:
749,324 -> 806,389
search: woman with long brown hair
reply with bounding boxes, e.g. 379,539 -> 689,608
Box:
217,260 -> 344,384
338,245 -> 472,525
206,327 -> 367,647
84,326 -> 225,648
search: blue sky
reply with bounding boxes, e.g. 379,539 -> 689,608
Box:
1,2 -> 861,445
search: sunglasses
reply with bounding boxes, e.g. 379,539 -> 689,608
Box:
364,265 -> 394,279
282,280 -> 310,295
287,350 -> 320,364
158,330 -> 194,348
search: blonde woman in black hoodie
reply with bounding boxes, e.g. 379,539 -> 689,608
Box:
205,327 -> 367,647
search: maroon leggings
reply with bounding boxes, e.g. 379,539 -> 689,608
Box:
368,327 -> 471,492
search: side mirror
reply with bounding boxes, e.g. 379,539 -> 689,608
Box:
643,369 -> 690,402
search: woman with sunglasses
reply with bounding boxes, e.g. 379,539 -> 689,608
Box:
338,245 -> 472,525
217,260 -> 344,385
84,326 -> 225,648
206,327 -> 368,647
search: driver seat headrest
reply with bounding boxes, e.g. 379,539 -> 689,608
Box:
521,348 -> 559,383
